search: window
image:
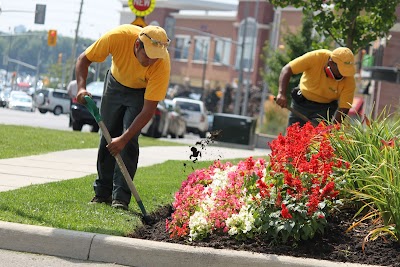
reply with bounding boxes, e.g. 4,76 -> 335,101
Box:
175,101 -> 201,112
53,91 -> 69,99
193,37 -> 210,62
174,35 -> 190,60
214,38 -> 232,66
235,18 -> 257,71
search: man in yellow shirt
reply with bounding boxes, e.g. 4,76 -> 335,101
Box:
275,47 -> 356,126
75,25 -> 171,210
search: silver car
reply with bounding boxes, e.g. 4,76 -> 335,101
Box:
141,99 -> 187,139
33,88 -> 71,115
173,97 -> 209,138
7,91 -> 34,112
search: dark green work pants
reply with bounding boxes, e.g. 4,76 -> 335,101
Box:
94,70 -> 145,204
288,94 -> 338,127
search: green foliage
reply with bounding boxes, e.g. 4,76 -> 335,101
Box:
269,0 -> 400,52
0,31 -> 110,85
258,98 -> 289,135
329,109 -> 400,241
46,62 -> 65,88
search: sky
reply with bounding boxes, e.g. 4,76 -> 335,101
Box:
0,0 -> 238,40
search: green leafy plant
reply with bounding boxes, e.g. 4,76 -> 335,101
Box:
329,110 -> 400,245
269,0 -> 400,52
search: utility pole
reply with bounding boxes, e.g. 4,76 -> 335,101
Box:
241,0 -> 260,117
233,1 -> 249,115
69,0 -> 84,82
201,40 -> 208,91
34,34 -> 44,91
258,7 -> 281,131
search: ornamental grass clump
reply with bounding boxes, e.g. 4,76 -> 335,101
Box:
329,110 -> 400,243
166,122 -> 350,243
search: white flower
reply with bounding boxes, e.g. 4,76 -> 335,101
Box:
226,204 -> 256,236
189,211 -> 211,240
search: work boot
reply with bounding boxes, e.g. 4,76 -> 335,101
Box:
88,196 -> 112,205
111,200 -> 129,211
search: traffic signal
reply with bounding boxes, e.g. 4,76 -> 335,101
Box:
34,4 -> 46,24
47,30 -> 57,46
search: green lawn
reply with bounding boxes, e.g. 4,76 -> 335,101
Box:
0,124 -> 260,236
0,160 -> 215,236
0,124 -> 184,159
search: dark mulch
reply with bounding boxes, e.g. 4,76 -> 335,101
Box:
128,205 -> 400,267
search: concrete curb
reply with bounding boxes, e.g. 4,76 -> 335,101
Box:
0,221 -> 384,267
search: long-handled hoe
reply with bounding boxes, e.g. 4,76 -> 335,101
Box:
84,95 -> 152,224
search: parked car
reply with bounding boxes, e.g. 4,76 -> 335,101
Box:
70,81 -> 104,132
7,91 -> 34,112
164,99 -> 187,138
141,101 -> 169,138
172,97 -> 209,138
33,88 -> 71,115
70,81 -> 186,137
0,87 -> 12,108
142,99 -> 187,138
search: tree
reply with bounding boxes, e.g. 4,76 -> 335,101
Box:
0,30 -> 110,86
269,0 -> 400,52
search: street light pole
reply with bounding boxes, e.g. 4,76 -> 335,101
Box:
69,0 -> 84,82
34,34 -> 44,91
5,32 -> 13,84
241,0 -> 260,117
233,1 -> 249,115
258,7 -> 281,131
201,40 -> 208,91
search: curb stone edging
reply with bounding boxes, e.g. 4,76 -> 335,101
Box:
0,221 -> 385,267
0,221 -> 93,260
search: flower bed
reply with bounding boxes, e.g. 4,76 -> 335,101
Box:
166,122 -> 351,243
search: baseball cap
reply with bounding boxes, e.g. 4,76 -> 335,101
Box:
139,25 -> 170,59
330,47 -> 356,77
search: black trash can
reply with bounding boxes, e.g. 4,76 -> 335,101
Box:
212,113 -> 257,149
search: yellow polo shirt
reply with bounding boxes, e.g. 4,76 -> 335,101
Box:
289,49 -> 356,109
84,24 -> 171,101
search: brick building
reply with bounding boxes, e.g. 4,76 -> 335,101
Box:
119,0 -> 400,118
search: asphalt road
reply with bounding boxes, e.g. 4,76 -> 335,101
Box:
0,107 -> 91,131
0,107 -> 203,144
0,249 -> 127,267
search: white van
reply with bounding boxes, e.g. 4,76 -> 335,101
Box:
173,97 -> 209,138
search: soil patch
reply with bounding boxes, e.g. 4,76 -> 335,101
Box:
130,133 -> 400,266
129,205 -> 400,267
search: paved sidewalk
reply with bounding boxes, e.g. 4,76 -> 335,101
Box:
0,145 -> 384,267
0,145 -> 270,192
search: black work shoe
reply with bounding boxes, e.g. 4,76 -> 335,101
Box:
89,196 -> 112,205
111,200 -> 129,211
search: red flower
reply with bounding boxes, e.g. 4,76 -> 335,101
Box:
281,203 -> 292,219
381,137 -> 397,149
321,181 -> 335,198
362,115 -> 371,127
